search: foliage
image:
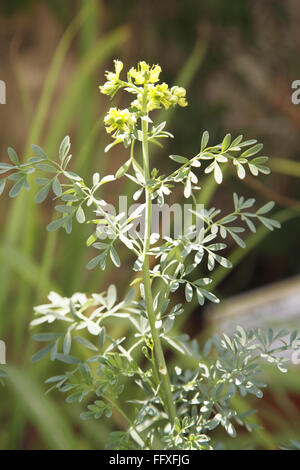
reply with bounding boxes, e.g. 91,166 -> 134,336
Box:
0,368 -> 8,386
1,60 -> 299,449
280,439 -> 300,450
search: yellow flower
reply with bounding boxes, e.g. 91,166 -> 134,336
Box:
148,83 -> 172,110
99,59 -> 124,96
113,59 -> 123,76
146,83 -> 188,110
100,59 -> 187,118
170,86 -> 188,107
104,107 -> 136,135
129,61 -> 161,85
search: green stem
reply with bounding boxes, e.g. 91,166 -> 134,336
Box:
141,88 -> 177,424
104,394 -> 146,448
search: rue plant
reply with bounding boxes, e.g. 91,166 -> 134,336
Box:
0,60 -> 299,449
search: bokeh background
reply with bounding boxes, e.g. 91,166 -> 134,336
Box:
0,0 -> 300,449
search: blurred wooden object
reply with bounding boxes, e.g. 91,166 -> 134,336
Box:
206,275 -> 300,334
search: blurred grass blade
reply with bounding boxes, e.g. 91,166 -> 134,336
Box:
0,246 -> 57,293
45,26 -> 129,154
0,25 -> 129,339
157,39 -> 207,123
270,157 -> 300,178
38,27 -> 129,295
6,366 -> 78,450
0,3 -> 91,310
27,2 -> 92,148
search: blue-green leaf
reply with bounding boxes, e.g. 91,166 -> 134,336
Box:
35,184 -> 51,203
8,147 -> 19,166
32,144 -> 47,159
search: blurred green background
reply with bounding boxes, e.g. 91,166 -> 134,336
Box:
0,0 -> 300,449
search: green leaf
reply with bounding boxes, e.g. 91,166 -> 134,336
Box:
8,147 -> 19,166
241,143 -> 263,158
196,289 -> 204,306
55,354 -> 80,364
236,162 -> 246,179
66,392 -> 83,404
110,246 -> 120,267
194,278 -> 212,287
184,179 -> 192,198
201,131 -> 209,151
185,283 -> 193,302
32,333 -> 63,342
228,230 -> 246,248
107,284 -> 117,309
81,410 -> 96,419
63,330 -> 72,355
0,179 -> 6,195
251,156 -> 269,165
256,201 -> 275,215
9,178 -> 25,198
32,343 -> 55,363
239,139 -> 257,147
87,232 -> 98,247
203,339 -> 212,357
74,336 -> 98,352
290,330 -> 298,344
52,177 -> 62,197
214,254 -> 232,268
105,138 -> 122,153
36,177 -> 50,186
59,136 -> 71,163
201,289 -> 220,304
0,163 -> 14,174
98,327 -> 106,350
64,218 -> 73,234
115,159 -> 131,178
35,184 -> 51,203
31,144 -> 47,159
63,171 -> 82,181
47,217 -> 65,232
226,422 -> 237,438
231,135 -> 243,148
74,183 -> 85,198
236,326 -> 247,345
36,164 -> 57,173
214,162 -> 223,184
86,255 -> 102,270
55,205 -> 74,214
76,206 -> 85,224
8,172 -> 22,181
221,133 -> 231,152
257,216 -> 281,231
169,155 -> 189,164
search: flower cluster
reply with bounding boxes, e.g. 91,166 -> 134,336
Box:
99,59 -> 124,97
130,83 -> 187,112
99,60 -> 187,151
149,84 -> 187,110
128,61 -> 161,85
104,107 -> 136,137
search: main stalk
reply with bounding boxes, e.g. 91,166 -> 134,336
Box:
141,88 -> 177,424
